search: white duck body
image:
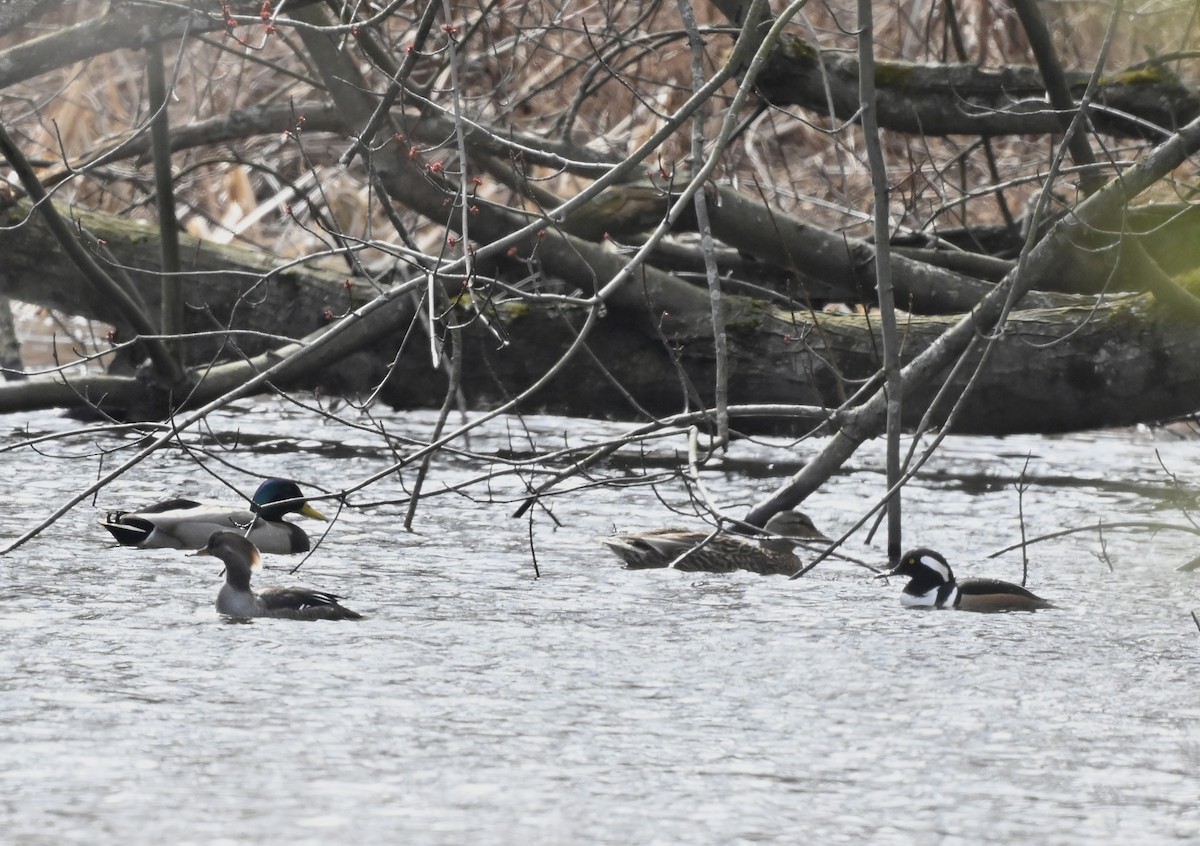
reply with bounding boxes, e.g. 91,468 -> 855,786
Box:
102,479 -> 326,554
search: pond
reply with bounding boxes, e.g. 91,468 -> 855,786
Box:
0,398 -> 1197,844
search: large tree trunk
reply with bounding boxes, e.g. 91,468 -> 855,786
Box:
0,198 -> 361,359
0,194 -> 1196,433
711,0 -> 1200,138
379,293 -> 1193,436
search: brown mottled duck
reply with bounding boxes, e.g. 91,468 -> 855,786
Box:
601,511 -> 829,576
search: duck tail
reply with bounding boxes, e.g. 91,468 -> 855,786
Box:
599,537 -> 668,569
99,513 -> 153,547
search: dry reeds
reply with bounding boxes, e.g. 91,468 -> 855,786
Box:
0,0 -> 1196,277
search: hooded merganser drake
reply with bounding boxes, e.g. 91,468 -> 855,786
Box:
877,548 -> 1055,612
195,532 -> 364,621
600,510 -> 830,576
102,478 -> 327,554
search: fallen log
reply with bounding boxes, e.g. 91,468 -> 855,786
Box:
369,292 -> 1196,436
0,192 -> 1195,434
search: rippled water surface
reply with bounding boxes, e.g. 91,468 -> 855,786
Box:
1,400 -> 1199,844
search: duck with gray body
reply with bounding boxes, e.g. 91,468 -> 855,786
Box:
878,547 -> 1055,612
101,478 -> 327,554
195,531 -> 363,621
601,511 -> 829,576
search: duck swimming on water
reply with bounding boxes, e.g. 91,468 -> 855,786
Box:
601,511 -> 829,576
195,531 -> 363,621
101,478 -> 327,554
877,548 -> 1055,612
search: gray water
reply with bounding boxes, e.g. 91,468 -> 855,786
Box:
1,399 -> 1198,844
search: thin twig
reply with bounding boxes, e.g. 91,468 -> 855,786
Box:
0,121 -> 187,388
1016,452 -> 1032,586
677,0 -> 729,447
856,0 -> 903,563
986,520 -> 1200,558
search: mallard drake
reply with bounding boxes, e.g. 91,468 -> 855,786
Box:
101,478 -> 326,554
876,548 -> 1055,612
601,510 -> 829,576
195,531 -> 363,621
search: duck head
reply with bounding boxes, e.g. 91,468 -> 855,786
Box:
251,479 -> 327,522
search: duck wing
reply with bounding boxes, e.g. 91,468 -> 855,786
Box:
602,529 -> 722,569
669,534 -> 787,574
603,526 -> 795,573
258,587 -> 363,621
957,577 -> 1056,610
102,500 -> 256,549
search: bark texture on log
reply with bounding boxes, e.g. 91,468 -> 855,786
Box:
0,198 -> 367,358
708,0 -> 1199,139
373,294 -> 1199,436
755,36 -> 1199,138
2,195 -> 1198,433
